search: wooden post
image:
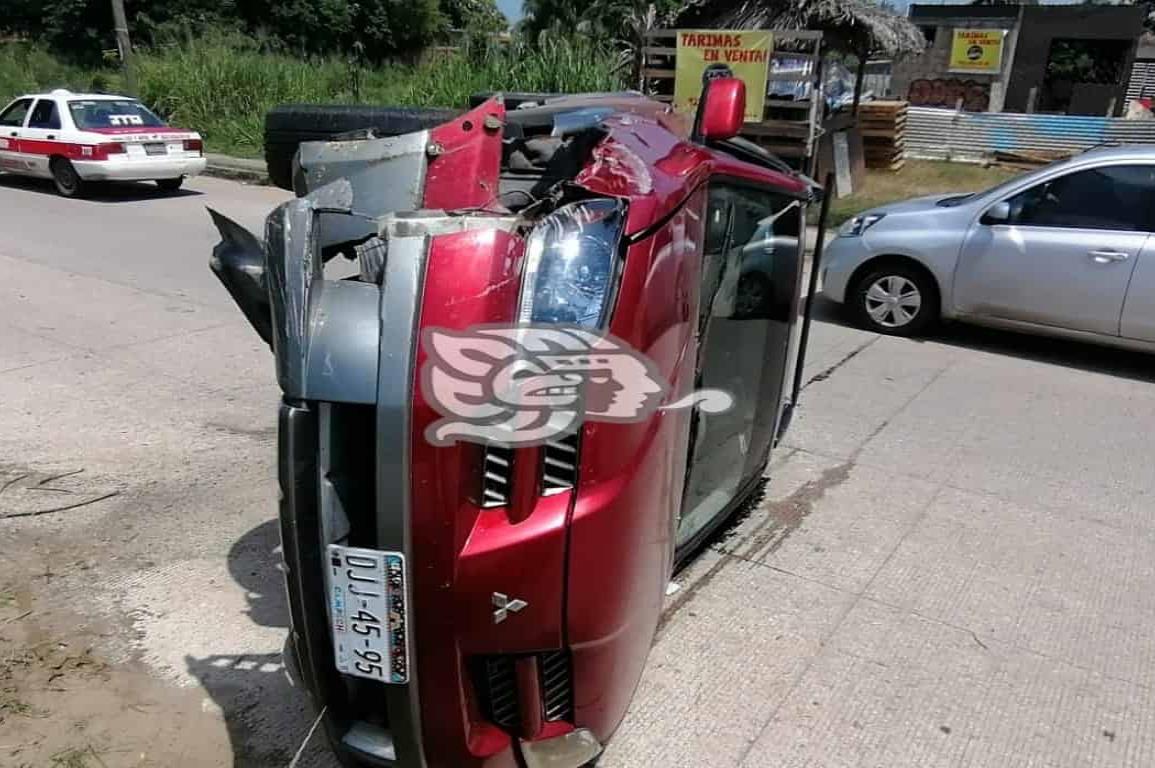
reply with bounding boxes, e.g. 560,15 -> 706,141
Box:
110,0 -> 137,96
852,46 -> 868,117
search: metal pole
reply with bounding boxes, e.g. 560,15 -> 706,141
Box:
789,171 -> 836,415
110,0 -> 137,96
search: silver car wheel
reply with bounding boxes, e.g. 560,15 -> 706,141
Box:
864,275 -> 922,328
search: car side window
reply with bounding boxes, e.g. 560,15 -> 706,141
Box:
27,99 -> 61,130
1001,165 -> 1155,233
703,184 -> 802,322
0,98 -> 33,128
679,181 -> 805,546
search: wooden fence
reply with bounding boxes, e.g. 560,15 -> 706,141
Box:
641,29 -> 825,165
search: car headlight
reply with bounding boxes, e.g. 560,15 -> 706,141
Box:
518,198 -> 626,328
838,213 -> 886,237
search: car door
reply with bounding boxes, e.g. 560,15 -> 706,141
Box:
954,164 -> 1152,336
677,180 -> 805,549
0,97 -> 34,173
1118,168 -> 1155,342
20,98 -> 63,177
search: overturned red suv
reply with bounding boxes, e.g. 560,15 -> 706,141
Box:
211,78 -> 821,768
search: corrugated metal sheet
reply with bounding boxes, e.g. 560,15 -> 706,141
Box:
1128,61 -> 1155,102
906,107 -> 1155,162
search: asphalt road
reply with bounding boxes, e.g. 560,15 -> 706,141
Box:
3,173 -> 1155,768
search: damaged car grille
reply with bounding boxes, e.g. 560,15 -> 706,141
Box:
539,650 -> 573,722
480,444 -> 514,507
541,432 -> 579,494
476,651 -> 574,733
479,431 -> 579,509
481,655 -> 520,729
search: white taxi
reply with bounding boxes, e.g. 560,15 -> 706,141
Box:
0,89 -> 207,197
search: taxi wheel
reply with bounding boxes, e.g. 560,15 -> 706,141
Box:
50,158 -> 87,198
156,178 -> 184,192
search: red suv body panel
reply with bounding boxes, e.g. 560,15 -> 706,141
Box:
399,98 -> 806,766
211,93 -> 813,768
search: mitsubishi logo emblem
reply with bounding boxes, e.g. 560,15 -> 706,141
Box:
492,592 -> 528,624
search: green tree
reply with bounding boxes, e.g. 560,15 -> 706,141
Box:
234,0 -> 448,57
443,0 -> 508,32
1,0 -> 468,62
1,0 -> 111,63
522,0 -> 679,38
521,0 -> 680,87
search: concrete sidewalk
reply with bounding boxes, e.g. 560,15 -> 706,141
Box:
602,314 -> 1155,768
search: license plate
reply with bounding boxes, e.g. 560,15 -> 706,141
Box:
327,545 -> 409,683
144,143 -> 167,156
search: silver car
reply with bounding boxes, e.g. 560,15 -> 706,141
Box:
821,146 -> 1155,352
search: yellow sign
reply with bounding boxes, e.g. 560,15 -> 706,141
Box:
673,30 -> 772,123
949,29 -> 1005,74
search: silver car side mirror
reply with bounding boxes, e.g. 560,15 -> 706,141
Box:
985,201 -> 1011,224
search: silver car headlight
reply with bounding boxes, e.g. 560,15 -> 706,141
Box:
518,198 -> 626,328
838,213 -> 886,237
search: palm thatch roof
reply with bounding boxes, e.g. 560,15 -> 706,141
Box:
680,0 -> 926,57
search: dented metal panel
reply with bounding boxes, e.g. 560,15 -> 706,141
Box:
298,129 -> 430,213
303,280 -> 381,404
298,129 -> 431,247
263,179 -> 360,400
423,98 -> 505,210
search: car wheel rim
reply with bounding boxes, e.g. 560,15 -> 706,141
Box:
56,165 -> 77,192
864,275 -> 921,328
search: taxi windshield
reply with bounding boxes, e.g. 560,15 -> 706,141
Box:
68,99 -> 166,130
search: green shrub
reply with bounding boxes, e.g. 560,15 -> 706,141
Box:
0,42 -> 118,102
1,32 -> 623,158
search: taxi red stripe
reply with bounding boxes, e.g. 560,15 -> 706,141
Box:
12,138 -> 100,160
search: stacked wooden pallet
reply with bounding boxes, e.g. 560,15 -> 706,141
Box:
858,101 -> 908,172
992,148 -> 1073,171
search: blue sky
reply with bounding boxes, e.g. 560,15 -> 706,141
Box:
497,0 -> 523,22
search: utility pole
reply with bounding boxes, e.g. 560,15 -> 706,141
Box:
110,0 -> 137,95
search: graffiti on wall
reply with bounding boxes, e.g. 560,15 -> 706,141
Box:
908,78 -> 990,112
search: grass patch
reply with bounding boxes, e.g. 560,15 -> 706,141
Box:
1,34 -> 622,158
0,691 -> 32,719
49,747 -> 102,768
828,160 -> 1022,225
0,44 -> 111,103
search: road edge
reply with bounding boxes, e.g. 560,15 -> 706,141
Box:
204,153 -> 269,185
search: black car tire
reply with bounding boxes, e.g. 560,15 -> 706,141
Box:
156,177 -> 183,192
50,157 -> 87,198
264,104 -> 463,191
848,262 -> 938,336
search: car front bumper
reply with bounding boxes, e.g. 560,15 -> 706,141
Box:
73,156 -> 207,181
818,234 -> 872,304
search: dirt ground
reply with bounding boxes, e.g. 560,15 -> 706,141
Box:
0,467 -> 236,767
0,175 -> 319,768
